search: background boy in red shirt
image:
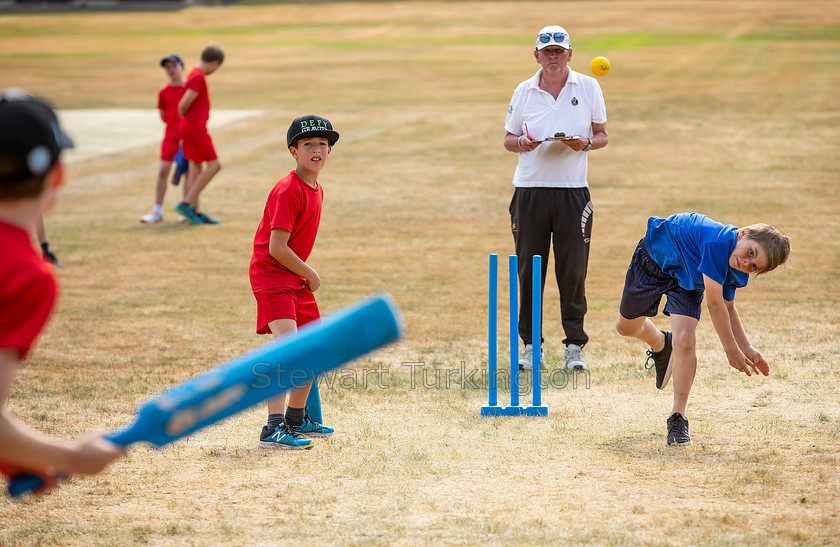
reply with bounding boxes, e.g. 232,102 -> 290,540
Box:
141,54 -> 185,224
249,115 -> 340,449
175,44 -> 224,225
0,89 -> 123,492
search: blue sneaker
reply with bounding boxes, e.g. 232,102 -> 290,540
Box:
290,413 -> 334,438
197,212 -> 220,225
258,423 -> 314,450
174,202 -> 202,225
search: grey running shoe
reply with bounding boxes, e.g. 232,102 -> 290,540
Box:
565,344 -> 587,371
518,343 -> 545,371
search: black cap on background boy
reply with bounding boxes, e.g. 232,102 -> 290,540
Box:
160,54 -> 184,67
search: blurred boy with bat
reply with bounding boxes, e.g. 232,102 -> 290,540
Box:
0,89 -> 123,493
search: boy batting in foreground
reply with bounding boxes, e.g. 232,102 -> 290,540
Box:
0,89 -> 124,493
615,212 -> 791,446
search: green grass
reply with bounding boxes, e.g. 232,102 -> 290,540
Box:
738,25 -> 840,42
581,31 -> 724,50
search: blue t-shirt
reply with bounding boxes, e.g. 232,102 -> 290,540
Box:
644,213 -> 749,301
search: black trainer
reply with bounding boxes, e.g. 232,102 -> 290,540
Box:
666,412 -> 692,446
645,330 -> 673,389
42,249 -> 62,267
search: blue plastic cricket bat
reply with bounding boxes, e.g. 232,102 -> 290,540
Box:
8,293 -> 403,497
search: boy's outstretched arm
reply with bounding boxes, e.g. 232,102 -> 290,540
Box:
702,275 -> 754,376
0,350 -> 123,480
725,300 -> 770,376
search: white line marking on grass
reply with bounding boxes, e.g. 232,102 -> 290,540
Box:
58,109 -> 263,163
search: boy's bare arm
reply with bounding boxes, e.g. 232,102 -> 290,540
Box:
703,275 -> 753,376
726,301 -> 770,376
178,89 -> 198,117
268,229 -> 321,292
726,300 -> 750,349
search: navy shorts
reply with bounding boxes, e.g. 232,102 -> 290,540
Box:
619,239 -> 704,320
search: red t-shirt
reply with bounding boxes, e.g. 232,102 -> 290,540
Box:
182,67 -> 210,127
157,83 -> 186,139
0,221 -> 58,359
249,171 -> 323,292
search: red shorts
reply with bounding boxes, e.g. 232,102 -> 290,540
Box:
181,123 -> 217,163
253,286 -> 320,335
160,134 -> 180,162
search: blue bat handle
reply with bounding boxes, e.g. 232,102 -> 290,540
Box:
7,430 -> 127,497
8,474 -> 45,497
6,399 -> 181,496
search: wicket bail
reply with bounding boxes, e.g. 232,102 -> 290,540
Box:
481,254 -> 549,417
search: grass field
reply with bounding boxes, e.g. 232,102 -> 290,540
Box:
1,1 -> 840,544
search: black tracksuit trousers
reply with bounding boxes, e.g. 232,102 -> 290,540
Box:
509,187 -> 593,348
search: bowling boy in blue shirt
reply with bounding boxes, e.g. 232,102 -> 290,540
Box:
615,213 -> 791,446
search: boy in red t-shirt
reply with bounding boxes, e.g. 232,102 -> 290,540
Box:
0,90 -> 123,493
141,54 -> 185,224
174,44 -> 224,225
249,115 -> 340,449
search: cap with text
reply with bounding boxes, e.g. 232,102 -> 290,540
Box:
286,115 -> 340,148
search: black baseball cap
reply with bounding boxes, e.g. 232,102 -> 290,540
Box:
0,88 -> 74,184
286,115 -> 340,148
160,54 -> 184,67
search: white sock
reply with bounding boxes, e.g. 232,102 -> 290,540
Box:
153,204 -> 163,215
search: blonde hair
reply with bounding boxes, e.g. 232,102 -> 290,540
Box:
742,223 -> 791,274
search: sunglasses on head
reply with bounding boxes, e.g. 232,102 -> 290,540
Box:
538,32 -> 566,44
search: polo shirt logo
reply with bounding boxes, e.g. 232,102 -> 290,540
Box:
571,97 -> 579,106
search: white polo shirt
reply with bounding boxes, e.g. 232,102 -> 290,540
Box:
505,68 -> 607,188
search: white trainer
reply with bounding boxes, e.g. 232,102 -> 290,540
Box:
518,343 -> 545,371
140,210 -> 163,224
565,344 -> 587,371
